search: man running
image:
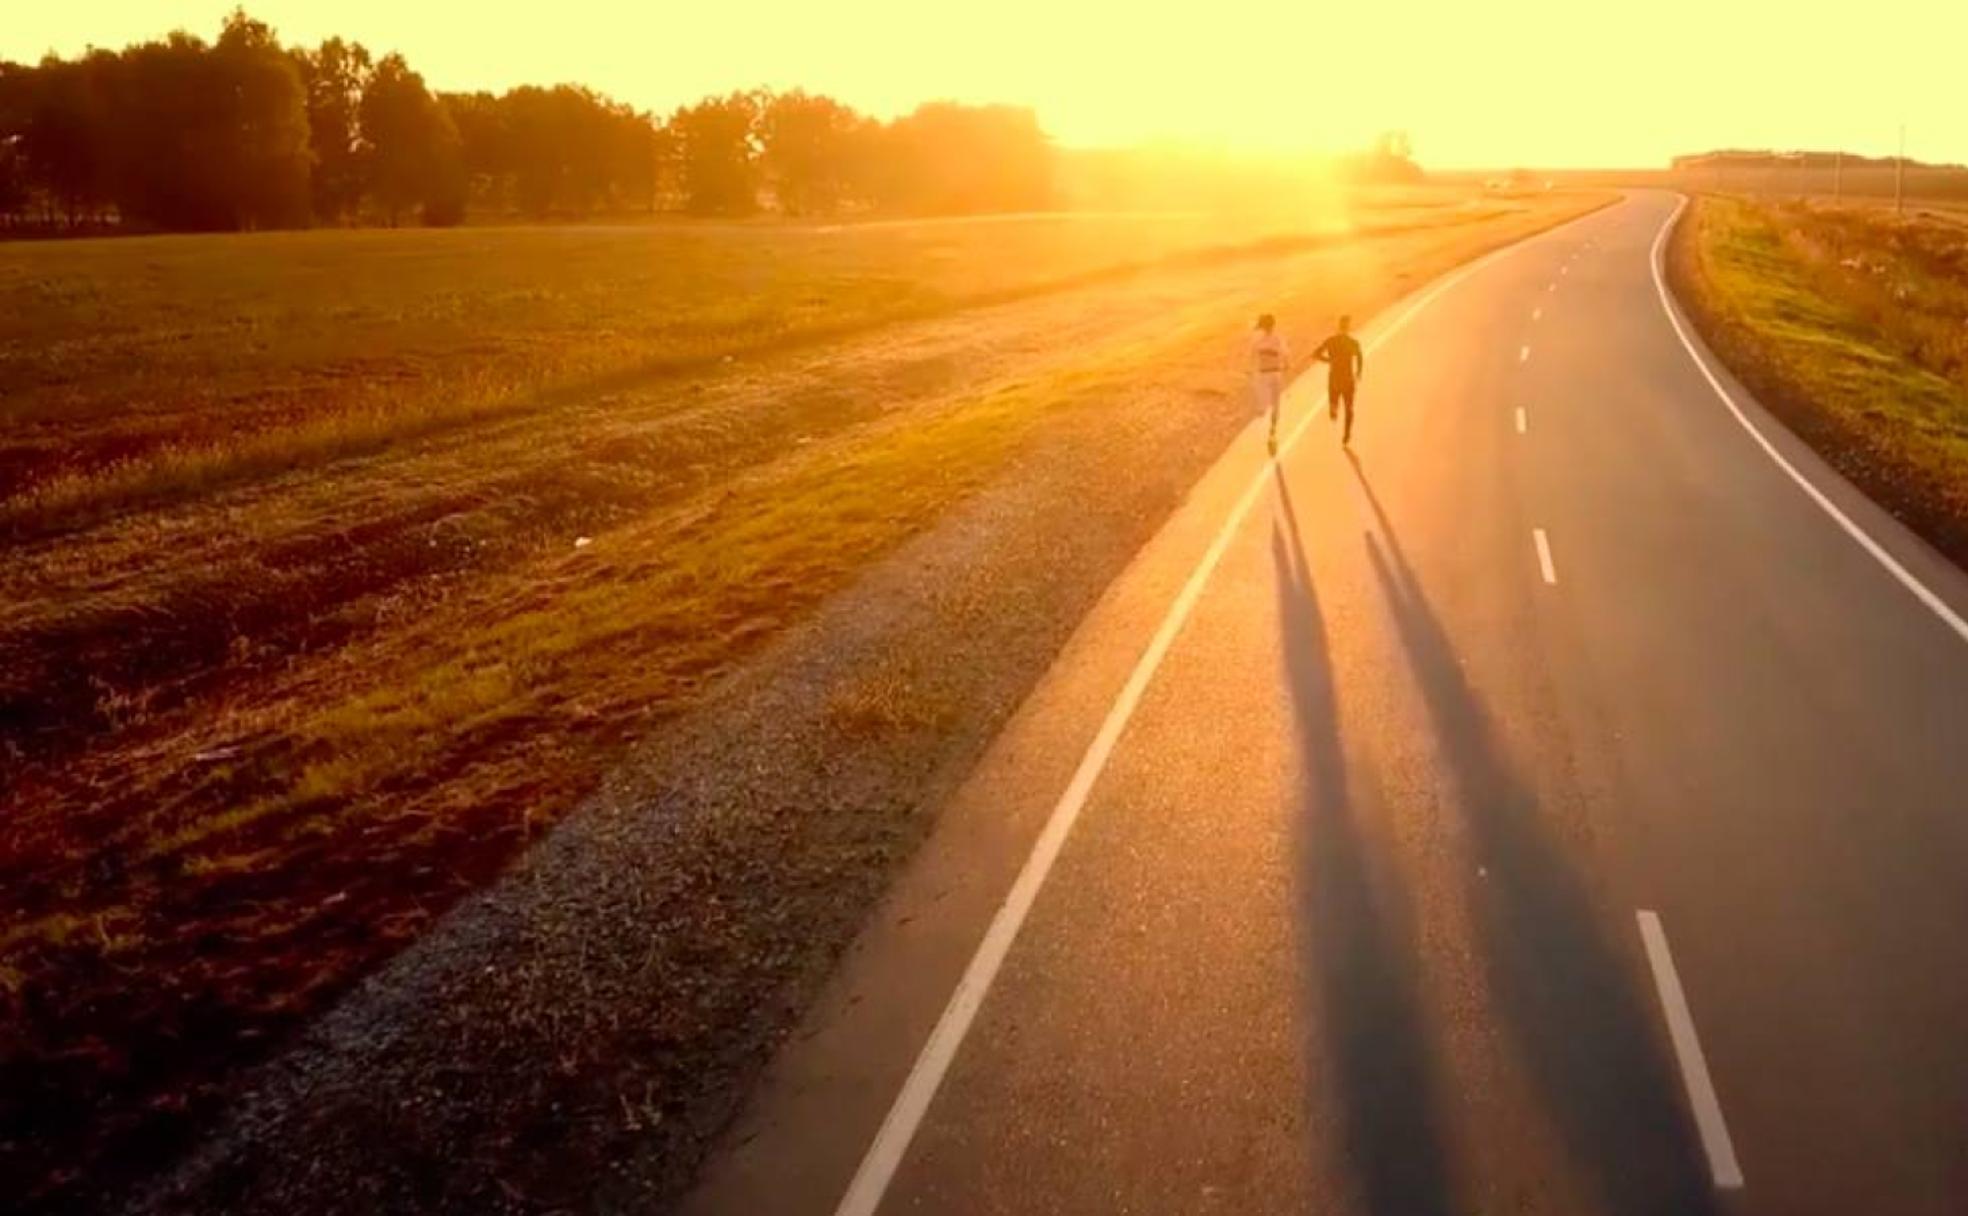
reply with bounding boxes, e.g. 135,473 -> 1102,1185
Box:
1249,313 -> 1291,456
1314,315 -> 1365,445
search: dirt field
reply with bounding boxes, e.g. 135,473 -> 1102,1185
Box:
1,188 -> 1610,1208
1668,195 -> 1968,566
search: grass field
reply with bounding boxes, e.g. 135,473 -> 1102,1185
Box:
0,186 -> 1609,1204
1669,164 -> 1968,206
1668,195 -> 1968,564
2,206 -> 1376,523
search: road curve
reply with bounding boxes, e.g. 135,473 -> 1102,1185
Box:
681,192 -> 1968,1216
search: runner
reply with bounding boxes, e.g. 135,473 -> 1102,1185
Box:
1314,315 -> 1365,445
1249,313 -> 1291,456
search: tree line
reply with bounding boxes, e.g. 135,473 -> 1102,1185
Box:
1671,150 -> 1959,172
0,9 -> 1054,232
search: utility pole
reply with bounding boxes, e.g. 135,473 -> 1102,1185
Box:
1895,124 -> 1906,215
1834,149 -> 1843,204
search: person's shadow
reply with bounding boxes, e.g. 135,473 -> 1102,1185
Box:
1344,449 -> 1718,1216
1273,467 -> 1454,1216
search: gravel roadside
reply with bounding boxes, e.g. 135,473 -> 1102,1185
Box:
128,319 -> 1255,1216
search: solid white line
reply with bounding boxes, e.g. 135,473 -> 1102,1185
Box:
1636,911 -> 1745,1189
1533,528 -> 1557,583
1519,345 -> 1531,364
830,211 -> 1598,1216
1515,407 -> 1528,434
1648,197 -> 1968,645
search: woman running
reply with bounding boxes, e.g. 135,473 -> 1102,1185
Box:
1249,313 -> 1291,456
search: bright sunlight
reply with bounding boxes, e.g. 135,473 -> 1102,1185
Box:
8,0 -> 1966,166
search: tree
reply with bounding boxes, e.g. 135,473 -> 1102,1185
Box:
443,89 -> 512,212
647,122 -> 680,211
1348,130 -> 1422,184
601,100 -> 659,213
90,14 -> 311,231
22,54 -> 112,226
0,15 -> 1080,232
555,86 -> 619,212
501,85 -> 567,216
103,34 -> 220,229
611,106 -> 661,212
212,9 -> 312,228
0,141 -> 22,224
442,85 -> 657,218
293,37 -> 371,222
879,103 -> 1053,214
758,90 -> 865,215
359,53 -> 460,225
671,91 -> 760,215
421,118 -> 468,227
0,62 -> 31,224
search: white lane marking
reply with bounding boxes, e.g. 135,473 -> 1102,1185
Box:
1533,528 -> 1557,584
1519,345 -> 1531,364
1548,282 -> 1558,293
1516,407 -> 1528,434
1648,197 -> 1968,645
1560,264 -> 1569,276
831,207 -> 1608,1216
1532,306 -> 1543,321
1637,911 -> 1745,1190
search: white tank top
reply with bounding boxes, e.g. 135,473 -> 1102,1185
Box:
1250,331 -> 1289,375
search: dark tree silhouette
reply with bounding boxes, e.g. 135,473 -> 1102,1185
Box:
0,62 -> 28,222
672,91 -> 761,215
758,90 -> 867,215
0,73 -> 26,225
21,54 -> 112,226
292,37 -> 372,223
0,10 -> 1065,233
440,85 -> 664,218
606,97 -> 663,213
359,53 -> 461,226
62,12 -> 314,232
211,11 -> 313,228
442,90 -> 512,211
506,86 -> 573,216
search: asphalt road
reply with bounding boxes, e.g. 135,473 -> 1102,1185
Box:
679,192 -> 1968,1216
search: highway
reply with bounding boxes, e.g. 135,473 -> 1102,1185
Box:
680,192 -> 1968,1216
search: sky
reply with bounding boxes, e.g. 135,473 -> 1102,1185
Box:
5,1 -> 1965,169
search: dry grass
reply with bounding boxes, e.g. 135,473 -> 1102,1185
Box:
1775,202 -> 1968,389
2,198 -> 1431,531
1669,195 -> 1968,562
0,188 -> 1610,1207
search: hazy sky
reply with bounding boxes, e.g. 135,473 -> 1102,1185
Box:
6,1 -> 1963,168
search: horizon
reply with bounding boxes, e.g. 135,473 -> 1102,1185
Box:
6,0 -> 1965,171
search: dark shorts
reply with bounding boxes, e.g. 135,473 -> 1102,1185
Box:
1329,379 -> 1356,406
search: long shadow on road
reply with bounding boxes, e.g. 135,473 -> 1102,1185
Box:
1346,450 -> 1716,1216
1273,469 -> 1455,1216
